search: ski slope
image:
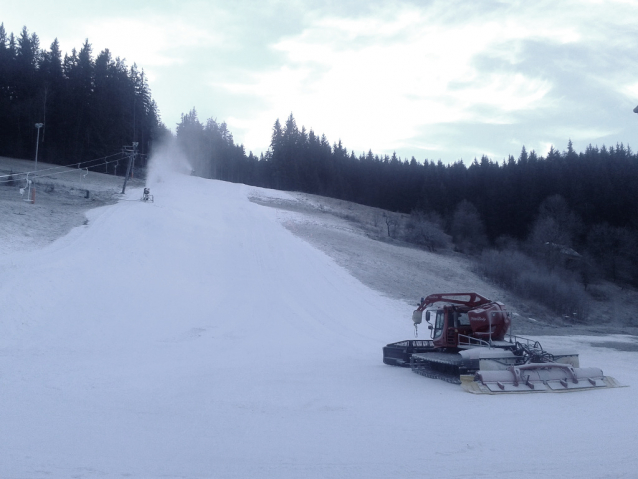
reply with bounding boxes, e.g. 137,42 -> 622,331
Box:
1,171 -> 636,479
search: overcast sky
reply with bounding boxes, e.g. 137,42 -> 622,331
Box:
4,0 -> 638,163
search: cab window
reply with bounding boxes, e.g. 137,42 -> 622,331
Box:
432,310 -> 445,339
457,312 -> 470,326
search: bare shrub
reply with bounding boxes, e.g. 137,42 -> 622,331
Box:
403,210 -> 450,252
450,200 -> 488,255
335,212 -> 362,224
526,195 -> 584,270
383,212 -> 400,238
372,211 -> 381,228
577,253 -> 602,291
536,194 -> 583,244
586,285 -> 609,302
515,270 -> 588,320
494,235 -> 519,251
478,249 -> 589,319
529,216 -> 570,248
478,249 -> 530,287
586,222 -> 636,284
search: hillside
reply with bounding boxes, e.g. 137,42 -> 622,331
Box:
4,157 -> 638,336
252,191 -> 638,338
0,157 -> 637,478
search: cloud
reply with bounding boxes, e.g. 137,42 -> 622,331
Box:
214,0 -> 638,161
17,0 -> 636,162
63,16 -> 222,68
216,2 -> 569,154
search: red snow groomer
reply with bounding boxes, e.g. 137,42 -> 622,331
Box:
383,292 -> 622,394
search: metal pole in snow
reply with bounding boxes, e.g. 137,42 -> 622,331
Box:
32,123 -> 43,204
34,123 -> 43,172
121,142 -> 138,195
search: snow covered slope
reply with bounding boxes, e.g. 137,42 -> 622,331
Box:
1,172 -> 636,479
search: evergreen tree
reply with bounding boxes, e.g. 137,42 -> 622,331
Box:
0,26 -> 162,165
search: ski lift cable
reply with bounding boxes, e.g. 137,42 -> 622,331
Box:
32,152 -> 127,176
0,151 -> 128,180
0,160 -> 121,185
0,155 -> 124,181
0,151 -> 124,178
0,154 -> 130,184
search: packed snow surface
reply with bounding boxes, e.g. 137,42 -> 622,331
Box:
1,172 -> 636,479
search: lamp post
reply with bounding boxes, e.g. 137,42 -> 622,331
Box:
34,123 -> 43,172
28,122 -> 44,204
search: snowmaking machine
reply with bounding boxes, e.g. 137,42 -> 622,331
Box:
142,187 -> 154,202
383,292 -> 623,394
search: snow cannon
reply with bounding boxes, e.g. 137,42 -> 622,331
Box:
142,187 -> 154,202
